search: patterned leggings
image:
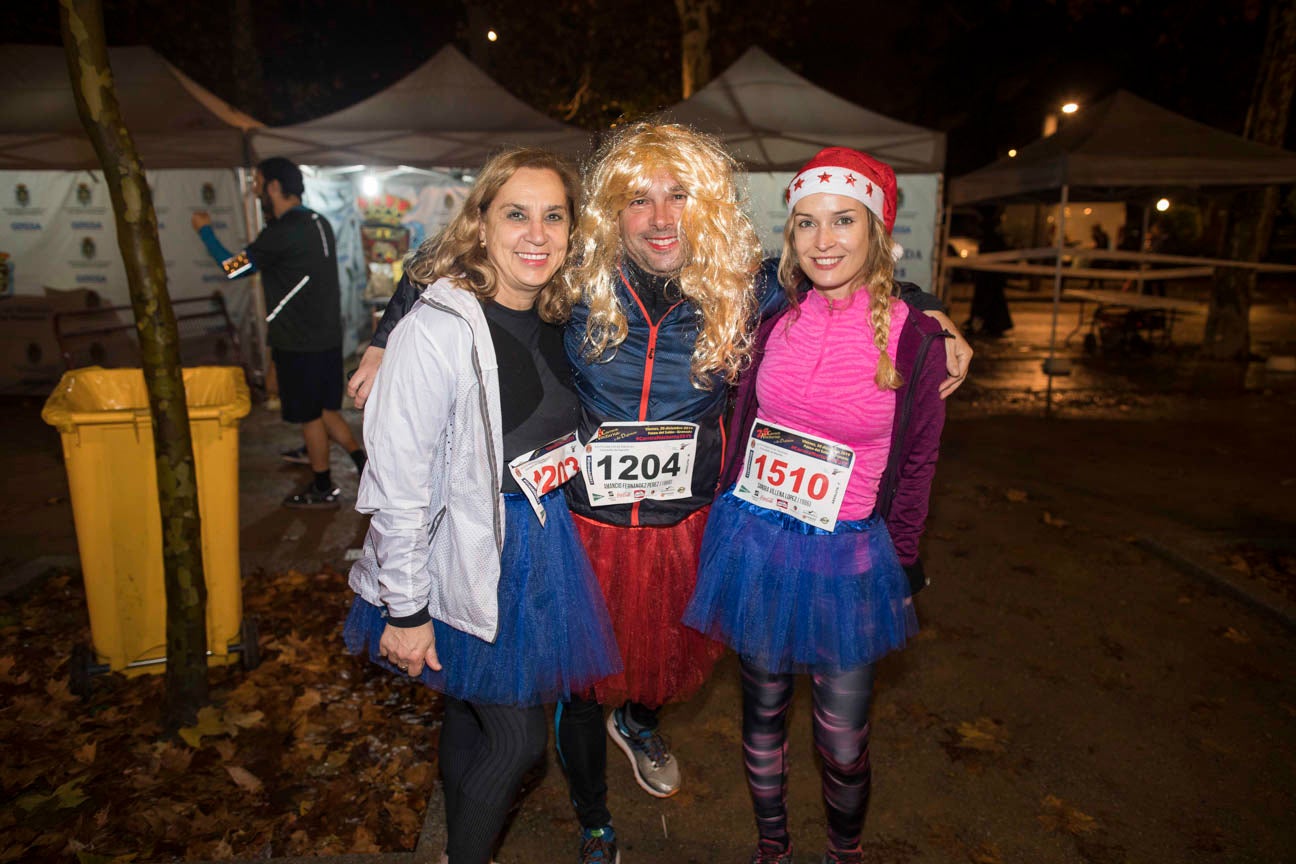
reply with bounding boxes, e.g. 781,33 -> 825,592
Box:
741,659 -> 875,856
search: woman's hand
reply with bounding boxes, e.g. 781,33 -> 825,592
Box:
922,310 -> 972,399
348,345 -> 386,409
378,621 -> 441,676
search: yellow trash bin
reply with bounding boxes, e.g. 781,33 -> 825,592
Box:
42,366 -> 253,679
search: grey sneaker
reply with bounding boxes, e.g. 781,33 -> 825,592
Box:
606,706 -> 680,798
579,826 -> 620,864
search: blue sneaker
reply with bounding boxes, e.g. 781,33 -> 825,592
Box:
606,706 -> 680,798
580,826 -> 620,863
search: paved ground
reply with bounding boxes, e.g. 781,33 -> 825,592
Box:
7,284 -> 1295,863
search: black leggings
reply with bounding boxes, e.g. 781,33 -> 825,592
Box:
440,697 -> 547,864
554,696 -> 660,829
740,659 -> 875,855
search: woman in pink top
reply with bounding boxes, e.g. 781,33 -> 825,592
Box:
684,147 -> 948,864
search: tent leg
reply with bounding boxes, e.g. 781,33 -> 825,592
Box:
1043,185 -> 1071,415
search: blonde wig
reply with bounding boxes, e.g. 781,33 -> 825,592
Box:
563,123 -> 763,387
404,148 -> 581,324
777,207 -> 904,390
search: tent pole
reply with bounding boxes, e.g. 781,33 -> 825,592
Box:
1136,204 -> 1151,295
1043,185 -> 1071,399
934,173 -> 951,303
238,166 -> 270,390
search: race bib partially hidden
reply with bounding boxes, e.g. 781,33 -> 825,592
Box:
732,419 -> 855,531
508,432 -> 581,526
580,422 -> 698,507
221,250 -> 251,278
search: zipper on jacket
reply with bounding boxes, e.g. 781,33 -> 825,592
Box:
423,296 -> 504,553
618,266 -> 684,526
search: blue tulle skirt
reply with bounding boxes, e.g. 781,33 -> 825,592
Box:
683,488 -> 917,673
344,491 -> 621,706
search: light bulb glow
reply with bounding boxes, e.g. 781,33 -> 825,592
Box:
1061,102 -> 1079,114
1156,198 -> 1170,212
487,29 -> 498,41
361,175 -> 379,197
1007,148 -> 1017,158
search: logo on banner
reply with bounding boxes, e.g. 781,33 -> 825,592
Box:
14,185 -> 29,207
80,237 -> 96,260
76,183 -> 93,207
201,183 -> 216,205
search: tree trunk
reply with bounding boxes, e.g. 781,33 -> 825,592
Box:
675,0 -> 717,98
230,0 -> 269,122
1205,0 -> 1296,360
59,0 -> 209,727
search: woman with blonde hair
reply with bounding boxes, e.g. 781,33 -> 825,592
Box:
344,148 -> 619,864
685,147 -> 948,864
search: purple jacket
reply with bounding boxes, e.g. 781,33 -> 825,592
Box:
719,295 -> 948,594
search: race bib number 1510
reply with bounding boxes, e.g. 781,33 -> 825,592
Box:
732,419 -> 855,530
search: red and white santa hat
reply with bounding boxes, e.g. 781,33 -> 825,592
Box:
785,146 -> 898,234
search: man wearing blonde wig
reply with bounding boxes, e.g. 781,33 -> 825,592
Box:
353,123 -> 969,863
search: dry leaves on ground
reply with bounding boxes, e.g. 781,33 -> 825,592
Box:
1039,794 -> 1098,836
0,567 -> 443,862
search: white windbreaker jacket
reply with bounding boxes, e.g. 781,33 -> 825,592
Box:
348,278 -> 507,642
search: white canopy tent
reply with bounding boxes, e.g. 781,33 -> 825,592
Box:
949,90 -> 1296,206
0,44 -> 260,170
660,46 -> 945,173
250,45 -> 592,168
659,47 -> 946,288
0,46 -> 264,388
945,90 -> 1296,377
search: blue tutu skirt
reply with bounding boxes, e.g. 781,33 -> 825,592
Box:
344,490 -> 621,706
683,488 -> 917,673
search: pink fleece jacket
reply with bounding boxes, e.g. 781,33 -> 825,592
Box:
754,289 -> 908,520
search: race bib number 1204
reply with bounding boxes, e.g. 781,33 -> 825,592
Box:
732,419 -> 855,530
580,422 -> 698,507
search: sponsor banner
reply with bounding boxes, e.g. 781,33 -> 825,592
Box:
0,169 -> 248,311
743,171 -> 941,292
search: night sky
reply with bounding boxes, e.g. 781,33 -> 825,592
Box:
10,0 -> 1279,175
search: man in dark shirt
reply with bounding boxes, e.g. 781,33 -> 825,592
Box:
192,157 -> 364,508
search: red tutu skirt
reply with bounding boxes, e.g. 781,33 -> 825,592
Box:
574,508 -> 724,708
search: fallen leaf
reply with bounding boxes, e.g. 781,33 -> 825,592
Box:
1005,488 -> 1028,503
73,742 -> 97,766
178,705 -> 226,749
225,709 -> 265,730
224,765 -> 263,794
292,689 -> 323,716
953,718 -> 1009,753
1042,511 -> 1069,528
350,825 -> 382,854
1221,627 -> 1251,644
212,740 -> 237,762
1039,794 -> 1098,835
969,842 -> 1004,864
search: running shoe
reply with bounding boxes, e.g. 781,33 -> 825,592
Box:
283,483 -> 340,509
280,445 -> 310,465
751,839 -> 794,864
579,826 -> 620,864
606,706 -> 680,798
